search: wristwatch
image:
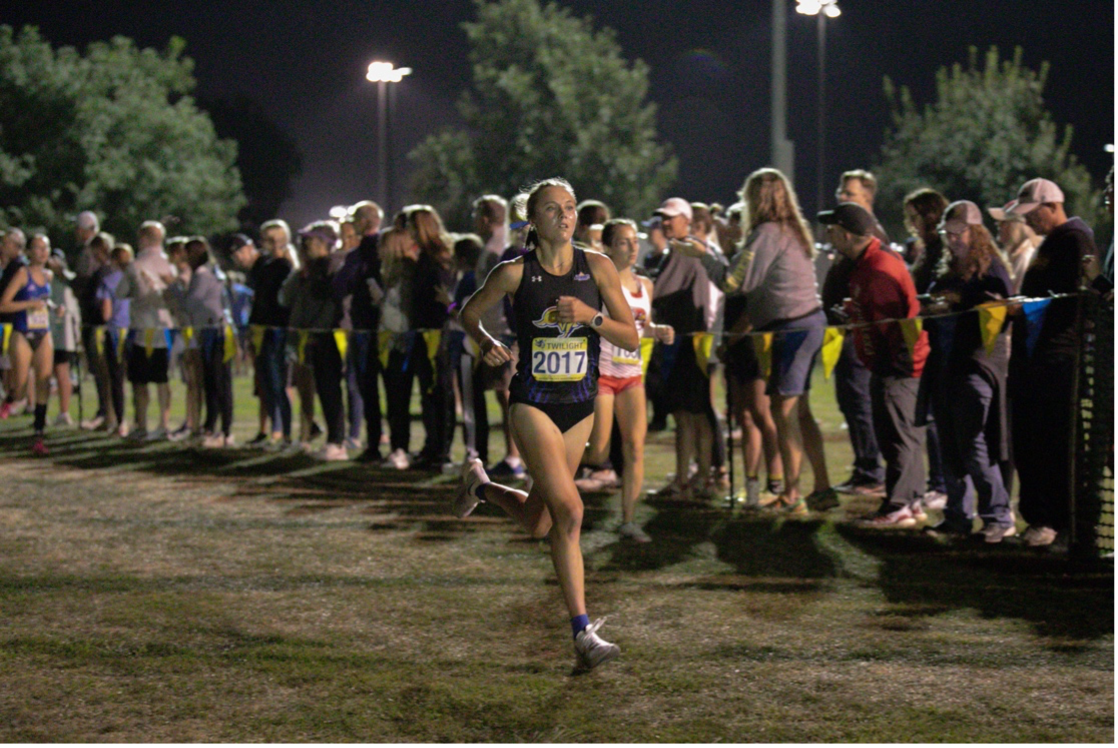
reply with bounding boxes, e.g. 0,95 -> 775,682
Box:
590,312 -> 604,329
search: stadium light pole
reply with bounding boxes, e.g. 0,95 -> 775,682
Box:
366,61 -> 412,214
796,0 -> 840,223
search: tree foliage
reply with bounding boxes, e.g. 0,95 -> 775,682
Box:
408,0 -> 676,228
0,26 -> 245,250
875,46 -> 1102,238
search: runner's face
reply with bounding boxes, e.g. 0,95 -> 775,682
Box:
532,186 -> 576,244
606,225 -> 639,270
27,237 -> 50,266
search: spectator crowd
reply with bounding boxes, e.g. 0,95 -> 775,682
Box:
0,164 -> 1112,550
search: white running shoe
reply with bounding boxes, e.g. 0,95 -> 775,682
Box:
454,458 -> 489,518
618,522 -> 651,543
382,448 -> 410,470
53,412 -> 74,427
145,426 -> 168,442
80,414 -> 106,431
317,443 -> 349,461
202,433 -> 235,449
744,477 -> 762,508
574,618 -> 620,669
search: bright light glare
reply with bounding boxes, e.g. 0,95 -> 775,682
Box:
796,0 -> 840,16
366,61 -> 412,83
1105,144 -> 1115,153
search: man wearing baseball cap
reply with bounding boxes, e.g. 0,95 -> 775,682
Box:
1006,177 -> 1099,547
819,202 -> 929,528
649,197 -> 717,500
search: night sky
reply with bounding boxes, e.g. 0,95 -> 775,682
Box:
6,0 -> 1115,229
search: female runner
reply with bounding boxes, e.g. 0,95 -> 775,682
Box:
0,233 -> 55,455
454,178 -> 639,669
579,218 -> 674,542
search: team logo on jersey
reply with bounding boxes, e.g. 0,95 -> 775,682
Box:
531,275 -> 542,282
574,272 -> 590,281
632,307 -> 648,324
532,306 -> 581,338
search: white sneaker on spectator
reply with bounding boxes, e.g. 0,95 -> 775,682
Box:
145,427 -> 168,442
856,504 -> 918,529
317,443 -> 348,461
344,436 -> 362,451
574,618 -> 620,670
80,414 -> 106,431
382,448 -> 410,470
53,412 -> 73,427
167,424 -> 194,442
983,523 -> 1017,544
618,522 -> 651,543
1023,525 -> 1057,547
922,490 -> 948,511
202,433 -> 235,449
744,477 -> 762,508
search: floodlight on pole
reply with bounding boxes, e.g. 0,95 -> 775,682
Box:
796,0 -> 840,227
365,61 -> 412,213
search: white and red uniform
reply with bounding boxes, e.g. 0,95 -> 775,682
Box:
599,277 -> 650,382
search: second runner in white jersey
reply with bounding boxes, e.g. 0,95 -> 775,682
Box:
598,277 -> 651,380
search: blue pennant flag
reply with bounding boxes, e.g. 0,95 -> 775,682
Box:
1023,299 -> 1052,358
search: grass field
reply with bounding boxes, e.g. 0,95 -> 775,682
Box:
0,365 -> 1111,741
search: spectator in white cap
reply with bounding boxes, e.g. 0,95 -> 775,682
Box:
1007,177 -> 1098,547
987,200 -> 1041,293
649,196 -> 718,500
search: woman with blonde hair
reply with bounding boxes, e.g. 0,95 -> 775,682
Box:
674,167 -> 833,513
987,206 -> 1041,293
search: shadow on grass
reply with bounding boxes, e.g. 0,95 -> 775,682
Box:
837,526 -> 1114,643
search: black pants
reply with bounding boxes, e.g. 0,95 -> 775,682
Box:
83,326 -> 109,419
411,333 -> 454,462
870,374 -> 926,509
104,329 -> 127,425
382,344 -> 413,453
310,335 -> 346,446
835,340 -> 884,483
350,331 -> 383,452
201,330 -> 234,437
1011,356 -> 1075,531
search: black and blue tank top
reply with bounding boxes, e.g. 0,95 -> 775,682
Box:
509,247 -> 601,405
13,268 -> 50,335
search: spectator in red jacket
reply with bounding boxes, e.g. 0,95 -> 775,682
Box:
820,203 -> 930,528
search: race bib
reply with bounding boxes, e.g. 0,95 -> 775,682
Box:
531,337 -> 588,382
27,307 -> 49,330
611,348 -> 641,367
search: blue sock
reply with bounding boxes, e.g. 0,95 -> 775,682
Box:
571,614 -> 590,639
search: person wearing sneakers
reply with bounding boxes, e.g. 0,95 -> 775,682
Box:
454,177 -> 638,669
673,169 -> 833,514
0,233 -> 56,454
820,203 -> 930,528
46,250 -> 81,427
1006,178 -> 1100,548
921,201 -> 1015,543
579,218 -> 674,543
115,221 -> 176,441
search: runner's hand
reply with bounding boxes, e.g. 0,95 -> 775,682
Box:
480,336 -> 513,366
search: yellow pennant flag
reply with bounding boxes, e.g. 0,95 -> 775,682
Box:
144,328 -> 155,358
378,330 -> 394,370
821,327 -> 845,380
1,323 -> 10,355
333,329 -> 348,362
640,336 -> 655,378
94,326 -> 106,356
183,326 -> 194,345
753,332 -> 773,379
692,332 -> 714,377
422,330 -> 442,393
899,318 -> 923,361
297,330 -> 309,365
251,325 -> 265,354
117,328 -> 128,359
976,302 -> 1008,356
223,325 -> 237,363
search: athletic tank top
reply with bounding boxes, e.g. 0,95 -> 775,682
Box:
599,276 -> 649,379
14,268 -> 50,334
509,247 -> 601,405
